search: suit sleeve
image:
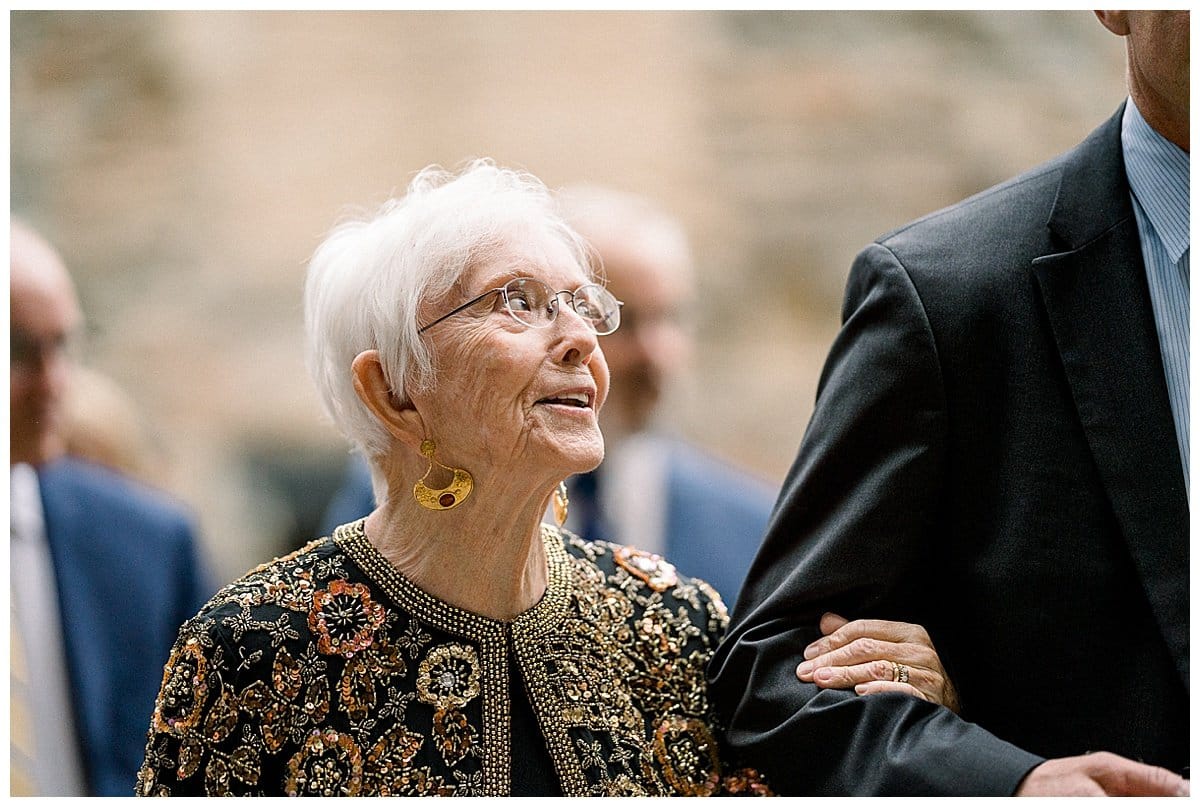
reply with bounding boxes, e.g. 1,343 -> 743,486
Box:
707,244 -> 1043,795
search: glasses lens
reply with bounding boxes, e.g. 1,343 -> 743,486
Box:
573,285 -> 621,335
502,278 -> 555,327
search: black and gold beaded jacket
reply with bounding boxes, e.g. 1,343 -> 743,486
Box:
136,521 -> 770,796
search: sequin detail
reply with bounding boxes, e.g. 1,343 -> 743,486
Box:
614,544 -> 679,591
135,522 -> 771,796
309,579 -> 386,657
416,644 -> 481,710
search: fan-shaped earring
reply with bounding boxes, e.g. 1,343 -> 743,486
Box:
413,439 -> 473,511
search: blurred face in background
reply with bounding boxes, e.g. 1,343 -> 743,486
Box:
11,224 -> 82,466
592,234 -> 693,441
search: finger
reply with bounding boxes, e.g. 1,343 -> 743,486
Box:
804,655 -> 935,692
853,680 -> 931,702
801,658 -> 896,687
803,636 -> 945,679
801,637 -> 900,671
801,636 -> 922,673
818,612 -> 849,637
804,618 -> 929,660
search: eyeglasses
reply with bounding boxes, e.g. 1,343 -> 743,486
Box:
10,328 -> 80,373
418,277 -> 623,335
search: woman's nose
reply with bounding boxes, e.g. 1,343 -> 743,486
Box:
555,303 -> 600,366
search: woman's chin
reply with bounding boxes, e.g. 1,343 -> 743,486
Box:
549,436 -> 605,476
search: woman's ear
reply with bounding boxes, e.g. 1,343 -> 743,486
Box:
351,350 -> 424,448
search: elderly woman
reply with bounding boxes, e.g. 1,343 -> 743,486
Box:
136,161 -> 955,797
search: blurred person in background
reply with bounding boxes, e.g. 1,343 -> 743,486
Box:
555,186 -> 776,605
321,185 -> 776,604
138,161 -> 954,796
10,219 -> 212,796
709,10 -> 1189,796
64,365 -> 166,483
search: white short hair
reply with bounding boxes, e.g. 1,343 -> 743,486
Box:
304,159 -> 593,465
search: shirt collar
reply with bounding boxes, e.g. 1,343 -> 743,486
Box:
1122,98 -> 1190,262
10,463 -> 45,545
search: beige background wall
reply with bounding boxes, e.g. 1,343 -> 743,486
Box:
11,11 -> 1126,583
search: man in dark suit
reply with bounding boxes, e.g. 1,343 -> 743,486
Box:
708,11 -> 1188,796
322,186 -> 776,605
10,220 -> 212,795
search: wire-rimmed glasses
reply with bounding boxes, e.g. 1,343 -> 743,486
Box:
418,277 -> 623,335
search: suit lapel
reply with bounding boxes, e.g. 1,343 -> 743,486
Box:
1032,107 -> 1188,686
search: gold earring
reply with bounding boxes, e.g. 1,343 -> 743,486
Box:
413,439 -> 473,511
552,480 -> 569,527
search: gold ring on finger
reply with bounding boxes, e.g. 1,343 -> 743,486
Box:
893,662 -> 909,684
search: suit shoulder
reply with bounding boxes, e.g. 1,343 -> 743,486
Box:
851,151 -> 1072,305
877,108 -> 1123,259
878,155 -> 1065,255
40,457 -> 196,534
196,537 -> 336,623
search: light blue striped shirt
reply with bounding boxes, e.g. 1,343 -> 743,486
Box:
1122,99 -> 1189,495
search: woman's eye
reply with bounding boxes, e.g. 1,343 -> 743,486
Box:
573,299 -> 598,319
506,291 -> 533,312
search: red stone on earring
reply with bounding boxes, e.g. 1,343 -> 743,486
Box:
439,492 -> 456,508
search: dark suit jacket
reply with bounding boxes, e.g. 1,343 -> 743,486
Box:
319,442 -> 776,606
38,457 -> 212,796
708,105 -> 1188,795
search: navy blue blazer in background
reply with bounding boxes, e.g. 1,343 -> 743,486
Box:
37,457 -> 212,796
319,454 -> 375,538
657,440 -> 776,605
319,442 -> 776,606
708,104 -> 1188,795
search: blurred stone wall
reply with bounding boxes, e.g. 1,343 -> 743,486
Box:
11,11 -> 1125,583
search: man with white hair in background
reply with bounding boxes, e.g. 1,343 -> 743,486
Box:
554,185 -> 776,604
10,219 -> 211,795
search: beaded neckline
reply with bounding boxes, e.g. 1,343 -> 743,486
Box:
333,518 -> 573,642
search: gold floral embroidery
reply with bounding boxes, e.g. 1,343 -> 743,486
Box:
136,522 -> 768,796
308,579 -> 386,656
362,725 -> 456,796
152,636 -> 208,735
416,643 -> 482,710
284,728 -> 364,796
653,715 -> 721,796
432,706 -> 477,767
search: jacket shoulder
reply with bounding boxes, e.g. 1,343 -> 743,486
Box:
198,536 -> 336,620
560,530 -> 729,632
39,457 -> 197,538
872,108 -> 1124,277
877,157 -> 1064,261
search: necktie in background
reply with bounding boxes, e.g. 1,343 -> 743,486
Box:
10,584 -> 36,796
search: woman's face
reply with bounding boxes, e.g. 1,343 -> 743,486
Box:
411,232 -> 610,483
